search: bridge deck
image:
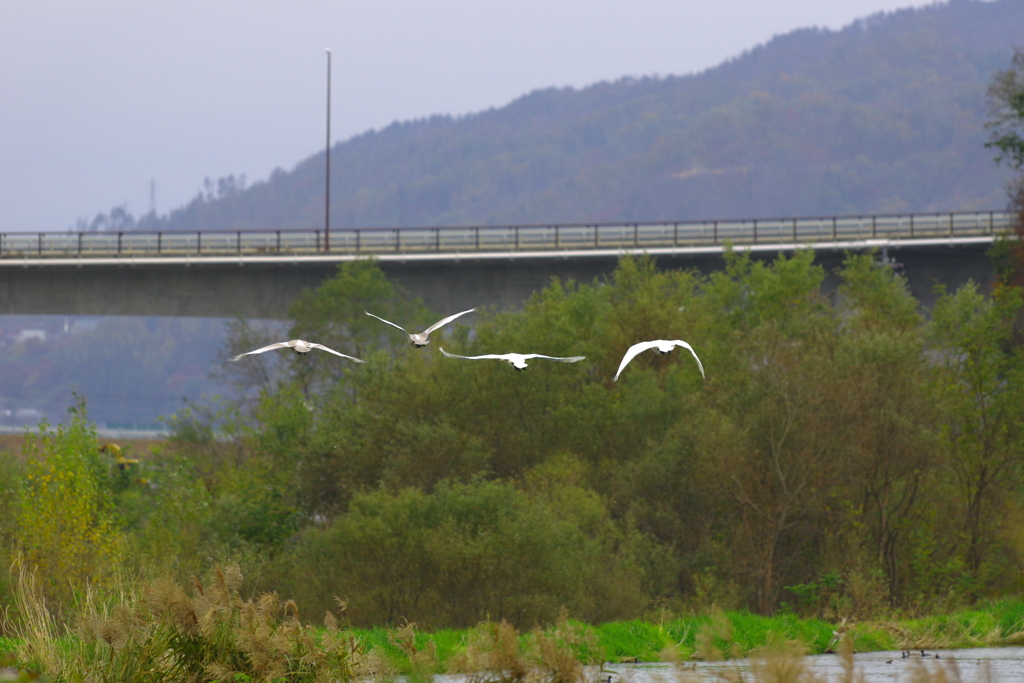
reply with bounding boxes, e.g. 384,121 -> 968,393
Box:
0,211 -> 1011,265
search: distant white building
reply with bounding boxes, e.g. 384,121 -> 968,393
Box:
14,329 -> 46,343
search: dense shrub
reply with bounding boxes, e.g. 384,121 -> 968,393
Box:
16,399 -> 122,607
277,478 -> 650,628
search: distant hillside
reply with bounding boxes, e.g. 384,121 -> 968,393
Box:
0,315 -> 224,428
136,0 -> 1020,232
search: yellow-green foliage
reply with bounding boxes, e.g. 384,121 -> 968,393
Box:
15,564 -> 367,683
16,399 -> 122,606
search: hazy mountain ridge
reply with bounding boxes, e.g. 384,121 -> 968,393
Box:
0,315 -> 224,428
126,0 -> 1020,232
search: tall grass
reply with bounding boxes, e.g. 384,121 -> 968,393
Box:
6,560 -> 1024,681
370,601 -> 1024,672
446,612 -> 603,683
848,602 -> 1024,653
11,563 -> 369,683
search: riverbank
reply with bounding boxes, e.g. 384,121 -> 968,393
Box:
352,600 -> 1024,672
5,596 -> 1024,679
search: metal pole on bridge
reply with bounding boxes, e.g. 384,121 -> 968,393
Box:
324,48 -> 332,252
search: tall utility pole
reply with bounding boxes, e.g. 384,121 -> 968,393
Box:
325,48 -> 332,251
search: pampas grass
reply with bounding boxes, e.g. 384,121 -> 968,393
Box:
12,563 -> 368,683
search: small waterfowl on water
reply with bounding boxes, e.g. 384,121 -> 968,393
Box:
230,340 -> 365,363
613,339 -> 705,382
365,308 -> 475,347
440,348 -> 585,371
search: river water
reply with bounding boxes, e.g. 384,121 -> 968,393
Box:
602,647 -> 1024,683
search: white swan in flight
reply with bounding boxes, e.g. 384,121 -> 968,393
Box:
440,347 -> 585,371
365,308 -> 475,347
230,339 -> 365,363
613,340 -> 704,382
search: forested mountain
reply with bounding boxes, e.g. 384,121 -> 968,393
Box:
127,0 -> 1021,233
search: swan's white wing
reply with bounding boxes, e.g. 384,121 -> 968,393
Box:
524,354 -> 586,363
308,343 -> 366,362
422,307 -> 476,336
612,340 -> 662,381
667,340 -> 706,379
230,341 -> 293,361
439,347 -> 506,361
365,311 -> 409,334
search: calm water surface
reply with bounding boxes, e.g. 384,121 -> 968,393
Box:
602,647 -> 1024,683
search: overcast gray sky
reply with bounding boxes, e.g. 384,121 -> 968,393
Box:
0,0 -> 955,233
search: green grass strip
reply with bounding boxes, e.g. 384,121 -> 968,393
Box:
6,599 -> 1024,674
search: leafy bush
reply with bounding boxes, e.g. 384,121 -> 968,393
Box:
16,398 -> 122,608
278,478 -> 651,628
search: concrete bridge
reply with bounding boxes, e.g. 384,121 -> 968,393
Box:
0,211 -> 1009,318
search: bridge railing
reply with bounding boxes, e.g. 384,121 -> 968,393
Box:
0,211 -> 1012,260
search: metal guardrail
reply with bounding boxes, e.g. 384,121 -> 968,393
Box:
0,211 -> 1012,261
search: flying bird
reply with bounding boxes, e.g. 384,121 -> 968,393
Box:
613,339 -> 705,382
230,339 -> 365,363
440,347 -> 585,371
365,308 -> 475,347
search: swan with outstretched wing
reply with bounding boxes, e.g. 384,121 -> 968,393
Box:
440,347 -> 585,371
365,308 -> 476,347
613,339 -> 704,382
230,339 -> 365,363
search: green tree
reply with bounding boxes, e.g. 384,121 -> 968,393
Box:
220,260 -> 427,404
986,47 -> 1024,290
695,250 -> 842,614
288,259 -> 425,360
16,399 -> 122,605
829,253 -> 938,604
985,47 -> 1024,172
930,281 -> 1024,594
